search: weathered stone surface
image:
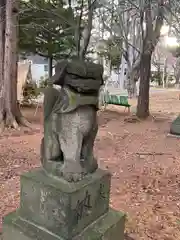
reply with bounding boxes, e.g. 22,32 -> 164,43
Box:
170,115 -> 180,135
64,74 -> 103,94
3,211 -> 63,240
40,60 -> 104,182
18,168 -> 111,239
2,59 -> 126,240
41,85 -> 99,182
74,208 -> 125,240
51,60 -> 104,83
3,209 -> 125,240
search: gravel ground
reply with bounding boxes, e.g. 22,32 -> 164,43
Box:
0,89 -> 180,239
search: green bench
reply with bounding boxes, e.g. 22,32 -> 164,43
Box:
104,94 -> 131,112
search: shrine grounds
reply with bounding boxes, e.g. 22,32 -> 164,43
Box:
0,89 -> 180,240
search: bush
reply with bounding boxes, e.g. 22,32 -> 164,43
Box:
39,77 -> 49,89
23,81 -> 40,103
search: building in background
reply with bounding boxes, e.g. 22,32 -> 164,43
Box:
19,54 -> 55,86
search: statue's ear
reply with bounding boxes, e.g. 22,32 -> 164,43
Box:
53,64 -> 67,86
50,61 -> 68,86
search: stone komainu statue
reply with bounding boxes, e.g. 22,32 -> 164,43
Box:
41,60 -> 104,182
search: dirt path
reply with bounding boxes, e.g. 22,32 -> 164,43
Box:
1,90 -> 180,239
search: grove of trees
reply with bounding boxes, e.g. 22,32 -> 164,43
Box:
0,0 -> 180,130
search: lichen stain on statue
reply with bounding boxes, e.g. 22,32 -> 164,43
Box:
40,59 -> 104,182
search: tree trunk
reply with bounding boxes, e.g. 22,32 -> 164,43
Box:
136,53 -> 151,118
157,68 -> 161,86
3,0 -> 15,126
0,0 -> 5,126
11,0 -> 28,126
162,58 -> 167,88
127,75 -> 137,98
48,57 -> 53,78
119,54 -> 127,90
136,0 -> 163,119
174,58 -> 180,85
175,75 -> 180,85
79,0 -> 94,59
0,0 -> 28,130
126,66 -> 140,98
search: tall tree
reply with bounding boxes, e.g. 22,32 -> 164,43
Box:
19,0 -> 76,78
173,57 -> 180,86
0,0 -> 5,129
136,0 -> 164,118
100,0 -> 143,96
78,0 -> 97,59
0,0 -> 26,130
19,0 -> 97,75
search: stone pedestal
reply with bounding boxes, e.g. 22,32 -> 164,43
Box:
2,168 -> 125,240
170,115 -> 180,136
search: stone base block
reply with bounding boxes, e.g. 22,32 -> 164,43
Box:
19,168 -> 111,239
2,208 -> 125,240
170,115 -> 180,136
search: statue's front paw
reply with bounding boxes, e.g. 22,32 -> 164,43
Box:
60,162 -> 87,182
62,172 -> 85,182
